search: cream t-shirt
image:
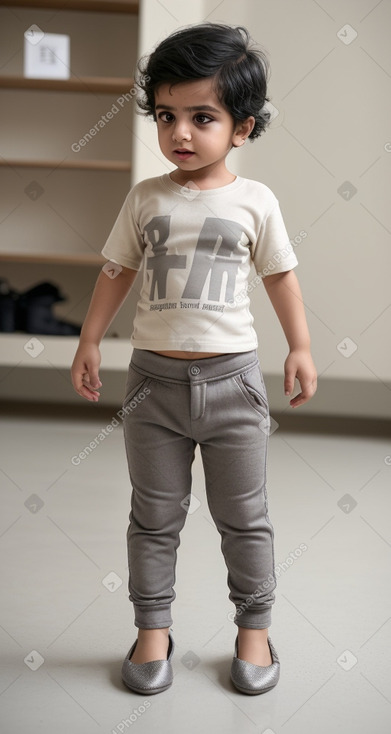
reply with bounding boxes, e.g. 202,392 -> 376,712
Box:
101,174 -> 298,352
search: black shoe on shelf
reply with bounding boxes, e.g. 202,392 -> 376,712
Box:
0,279 -> 19,333
0,279 -> 82,336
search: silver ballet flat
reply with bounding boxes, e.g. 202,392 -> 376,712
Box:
121,632 -> 174,695
230,635 -> 280,695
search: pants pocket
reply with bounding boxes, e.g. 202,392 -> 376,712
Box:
233,364 -> 269,416
123,365 -> 152,410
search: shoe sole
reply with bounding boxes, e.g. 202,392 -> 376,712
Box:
230,675 -> 279,695
122,679 -> 173,695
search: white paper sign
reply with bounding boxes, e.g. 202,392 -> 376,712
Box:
24,26 -> 70,79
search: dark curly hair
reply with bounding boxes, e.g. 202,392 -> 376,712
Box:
135,23 -> 271,140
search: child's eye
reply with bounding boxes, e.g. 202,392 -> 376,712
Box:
157,112 -> 174,123
194,114 -> 213,124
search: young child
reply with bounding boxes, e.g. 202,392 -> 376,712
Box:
71,22 -> 317,696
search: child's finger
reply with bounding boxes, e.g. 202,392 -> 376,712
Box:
74,380 -> 100,402
289,392 -> 305,408
82,376 -> 101,391
72,371 -> 100,401
289,376 -> 317,407
284,367 -> 296,396
82,371 -> 102,390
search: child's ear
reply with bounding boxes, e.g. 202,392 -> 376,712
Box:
232,116 -> 255,147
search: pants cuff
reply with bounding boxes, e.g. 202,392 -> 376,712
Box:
233,607 -> 272,629
133,604 -> 173,630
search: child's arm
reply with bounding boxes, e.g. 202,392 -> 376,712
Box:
71,264 -> 138,402
262,269 -> 317,408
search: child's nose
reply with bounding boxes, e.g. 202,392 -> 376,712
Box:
172,121 -> 191,142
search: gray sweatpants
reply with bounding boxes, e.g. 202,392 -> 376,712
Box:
122,348 -> 277,630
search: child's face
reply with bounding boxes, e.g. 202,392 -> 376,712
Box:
154,77 -> 253,182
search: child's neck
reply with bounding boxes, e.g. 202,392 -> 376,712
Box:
169,165 -> 236,190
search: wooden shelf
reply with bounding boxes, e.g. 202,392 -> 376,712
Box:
0,0 -> 139,13
0,158 -> 131,172
0,333 -> 132,369
0,75 -> 134,93
0,252 -> 105,265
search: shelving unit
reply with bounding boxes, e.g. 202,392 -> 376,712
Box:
0,158 -> 131,171
0,333 -> 131,369
0,252 -> 105,265
0,0 -> 138,12
0,74 -> 134,93
0,0 -> 140,390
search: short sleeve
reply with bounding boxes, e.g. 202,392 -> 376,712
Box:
251,199 -> 298,277
101,188 -> 145,271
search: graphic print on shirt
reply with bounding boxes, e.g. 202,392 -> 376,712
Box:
145,216 -> 248,309
144,216 -> 187,300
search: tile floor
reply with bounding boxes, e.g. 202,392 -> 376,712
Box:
0,404 -> 390,734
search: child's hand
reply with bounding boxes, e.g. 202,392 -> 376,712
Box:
71,342 -> 102,402
284,349 -> 317,408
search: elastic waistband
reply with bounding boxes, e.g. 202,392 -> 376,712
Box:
130,349 -> 259,384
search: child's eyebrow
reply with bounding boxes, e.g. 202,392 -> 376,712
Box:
155,104 -> 221,114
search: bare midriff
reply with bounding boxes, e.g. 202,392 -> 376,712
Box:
152,350 -> 227,359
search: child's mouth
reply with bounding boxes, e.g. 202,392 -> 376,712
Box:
174,149 -> 195,160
